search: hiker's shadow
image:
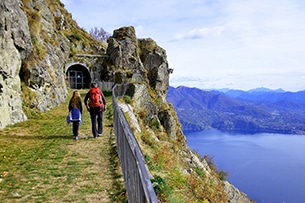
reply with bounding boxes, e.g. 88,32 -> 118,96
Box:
46,135 -> 74,140
0,134 -> 73,140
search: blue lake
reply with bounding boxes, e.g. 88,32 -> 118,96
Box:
185,130 -> 305,203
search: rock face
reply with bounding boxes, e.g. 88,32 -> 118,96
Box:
106,26 -> 183,142
20,0 -> 70,112
0,0 -> 31,128
138,38 -> 170,100
0,0 -> 104,128
107,27 -> 170,101
107,26 -> 146,84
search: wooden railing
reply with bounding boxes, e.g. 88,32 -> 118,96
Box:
112,84 -> 158,203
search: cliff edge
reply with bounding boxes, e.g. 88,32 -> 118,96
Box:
107,26 -> 254,203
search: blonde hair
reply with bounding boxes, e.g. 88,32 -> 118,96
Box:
70,91 -> 82,108
72,90 -> 81,99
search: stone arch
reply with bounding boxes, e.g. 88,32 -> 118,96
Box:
65,62 -> 91,89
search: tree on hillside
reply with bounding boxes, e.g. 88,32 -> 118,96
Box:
89,27 -> 111,42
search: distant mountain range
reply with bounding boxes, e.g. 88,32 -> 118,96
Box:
167,86 -> 305,134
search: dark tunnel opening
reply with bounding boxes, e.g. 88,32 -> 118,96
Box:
66,64 -> 91,89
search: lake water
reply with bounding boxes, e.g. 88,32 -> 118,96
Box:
185,130 -> 305,203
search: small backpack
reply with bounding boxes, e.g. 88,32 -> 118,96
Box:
88,88 -> 103,108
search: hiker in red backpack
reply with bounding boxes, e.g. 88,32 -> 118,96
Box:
84,82 -> 107,138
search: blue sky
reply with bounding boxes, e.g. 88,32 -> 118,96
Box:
61,0 -> 305,92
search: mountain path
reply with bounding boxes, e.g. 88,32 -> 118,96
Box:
62,99 -> 120,202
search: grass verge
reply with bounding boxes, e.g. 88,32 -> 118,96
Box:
0,90 -> 125,203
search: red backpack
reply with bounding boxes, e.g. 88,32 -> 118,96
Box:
88,88 -> 103,108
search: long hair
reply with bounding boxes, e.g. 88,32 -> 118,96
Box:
70,91 -> 81,108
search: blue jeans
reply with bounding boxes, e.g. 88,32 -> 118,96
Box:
89,107 -> 103,137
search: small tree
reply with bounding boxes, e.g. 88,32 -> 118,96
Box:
89,27 -> 111,42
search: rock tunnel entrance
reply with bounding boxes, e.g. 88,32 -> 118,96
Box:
66,63 -> 91,89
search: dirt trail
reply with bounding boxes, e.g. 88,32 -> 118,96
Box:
62,97 -> 124,203
64,131 -> 113,202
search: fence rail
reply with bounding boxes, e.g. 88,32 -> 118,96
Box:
112,84 -> 158,203
98,81 -> 114,91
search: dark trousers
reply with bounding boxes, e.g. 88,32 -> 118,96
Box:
90,107 -> 103,137
72,121 -> 80,137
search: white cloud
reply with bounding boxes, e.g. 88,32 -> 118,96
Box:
173,26 -> 226,41
62,0 -> 305,91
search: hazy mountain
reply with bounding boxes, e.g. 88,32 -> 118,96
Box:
167,86 -> 305,134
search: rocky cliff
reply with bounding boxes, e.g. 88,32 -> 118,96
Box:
0,0 -> 253,202
0,0 -> 105,128
0,0 -> 30,128
105,26 -> 183,142
107,26 -> 253,203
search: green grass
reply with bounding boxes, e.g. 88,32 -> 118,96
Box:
0,90 -> 123,202
0,96 -> 74,201
0,87 -> 234,203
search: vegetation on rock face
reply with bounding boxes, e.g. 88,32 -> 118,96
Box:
21,82 -> 39,119
21,0 -> 105,61
120,93 -> 231,202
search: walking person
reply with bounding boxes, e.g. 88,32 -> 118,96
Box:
84,82 -> 107,138
68,90 -> 83,140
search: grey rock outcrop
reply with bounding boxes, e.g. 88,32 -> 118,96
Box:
107,26 -> 146,84
107,26 -> 170,102
20,0 -> 70,111
0,0 -> 69,128
138,38 -> 170,102
0,0 -> 31,128
223,181 -> 253,203
106,26 -> 183,142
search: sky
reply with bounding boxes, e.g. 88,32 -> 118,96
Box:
61,0 -> 305,92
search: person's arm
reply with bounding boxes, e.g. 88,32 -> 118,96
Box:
84,92 -> 89,111
100,91 -> 107,111
101,92 -> 106,106
84,93 -> 88,106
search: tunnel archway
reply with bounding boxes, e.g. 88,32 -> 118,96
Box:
66,63 -> 91,89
